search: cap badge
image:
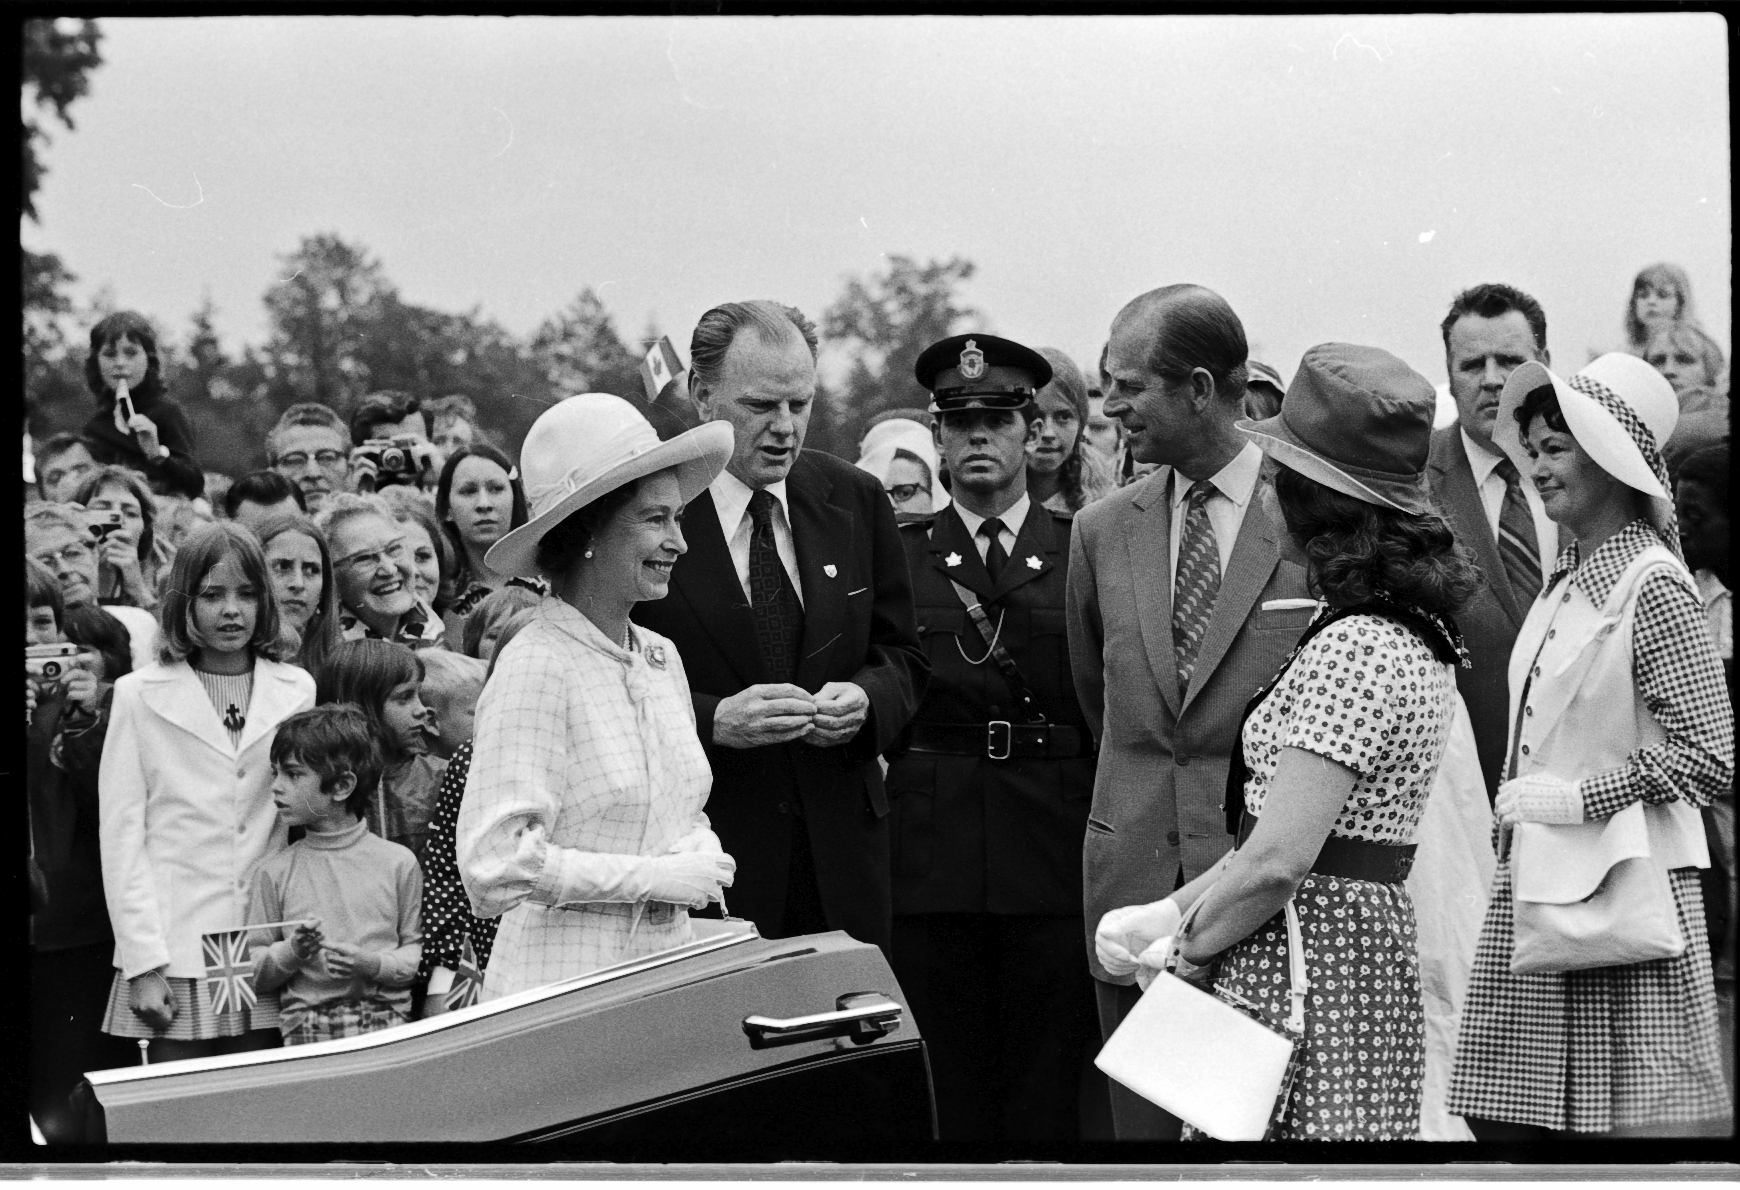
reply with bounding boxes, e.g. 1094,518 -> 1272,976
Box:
945,552 -> 963,567
958,340 -> 987,382
1026,555 -> 1043,570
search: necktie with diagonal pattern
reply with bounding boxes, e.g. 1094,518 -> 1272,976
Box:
747,489 -> 805,683
1173,480 -> 1222,690
1493,457 -> 1542,600
979,517 -> 1008,584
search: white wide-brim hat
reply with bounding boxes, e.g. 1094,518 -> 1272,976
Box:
486,393 -> 734,578
1494,352 -> 1680,542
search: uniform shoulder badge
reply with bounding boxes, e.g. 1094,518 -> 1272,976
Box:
958,339 -> 987,381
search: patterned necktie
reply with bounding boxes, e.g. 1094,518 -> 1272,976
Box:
1172,480 -> 1222,690
979,517 -> 1008,584
747,489 -> 805,683
1493,458 -> 1542,600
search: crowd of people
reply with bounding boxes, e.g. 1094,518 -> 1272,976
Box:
22,264 -> 1733,1146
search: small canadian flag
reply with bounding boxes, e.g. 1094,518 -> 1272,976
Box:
640,337 -> 684,405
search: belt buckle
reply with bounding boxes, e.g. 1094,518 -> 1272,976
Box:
986,720 -> 1012,761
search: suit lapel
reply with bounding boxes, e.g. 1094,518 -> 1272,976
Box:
143,665 -> 235,757
927,505 -> 996,601
1128,470 -> 1181,718
672,490 -> 770,688
788,462 -> 854,692
1434,433 -> 1526,628
987,506 -> 1058,601
1180,476 -> 1281,715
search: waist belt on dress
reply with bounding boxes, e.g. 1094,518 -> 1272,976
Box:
906,722 -> 1094,761
1236,813 -> 1416,884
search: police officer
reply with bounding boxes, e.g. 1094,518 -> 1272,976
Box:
888,334 -> 1099,1146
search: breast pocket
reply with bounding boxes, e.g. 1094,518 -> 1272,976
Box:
915,607 -> 969,639
1252,606 -> 1318,633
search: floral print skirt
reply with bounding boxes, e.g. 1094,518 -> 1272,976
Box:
1185,873 -> 1424,1140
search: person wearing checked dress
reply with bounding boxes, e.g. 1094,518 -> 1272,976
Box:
456,395 -> 739,997
1097,344 -> 1481,1140
886,335 -> 1100,1145
1447,354 -> 1733,1138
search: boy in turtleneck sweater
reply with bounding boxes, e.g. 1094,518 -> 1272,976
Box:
248,705 -> 423,1045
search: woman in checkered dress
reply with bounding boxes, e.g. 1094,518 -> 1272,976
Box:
456,397 -> 739,997
1447,356 -> 1733,1137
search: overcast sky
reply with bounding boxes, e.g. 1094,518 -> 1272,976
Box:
27,13 -> 1730,390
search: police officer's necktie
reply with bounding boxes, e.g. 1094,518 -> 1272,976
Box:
1172,480 -> 1221,690
1493,457 -> 1543,600
747,489 -> 805,683
979,517 -> 1009,584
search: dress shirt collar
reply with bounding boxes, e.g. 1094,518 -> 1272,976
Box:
1170,440 -> 1263,512
954,491 -> 1031,542
710,468 -> 791,535
1460,427 -> 1508,486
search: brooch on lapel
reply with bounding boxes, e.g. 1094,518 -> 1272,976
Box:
945,552 -> 963,567
644,644 -> 667,670
823,564 -> 837,578
1025,555 -> 1042,570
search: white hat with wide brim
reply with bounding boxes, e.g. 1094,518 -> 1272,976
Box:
485,393 -> 734,578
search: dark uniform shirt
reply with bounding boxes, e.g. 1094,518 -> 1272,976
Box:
889,501 -> 1095,917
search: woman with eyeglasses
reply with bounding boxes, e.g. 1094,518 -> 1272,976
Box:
313,494 -> 446,650
856,415 -> 946,516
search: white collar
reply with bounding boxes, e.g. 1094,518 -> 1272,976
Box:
954,491 -> 1032,541
710,468 -> 791,534
1170,440 -> 1263,511
1460,427 -> 1508,486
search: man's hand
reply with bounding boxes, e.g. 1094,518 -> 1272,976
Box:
99,534 -> 151,606
321,941 -> 383,982
347,448 -> 380,492
712,684 -> 816,749
802,681 -> 869,747
129,969 -> 176,1031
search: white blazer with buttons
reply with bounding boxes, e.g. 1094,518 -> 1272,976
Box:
99,658 -> 316,979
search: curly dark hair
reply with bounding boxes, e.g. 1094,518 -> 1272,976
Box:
1273,466 -> 1479,616
1513,383 -> 1569,439
533,477 -> 644,580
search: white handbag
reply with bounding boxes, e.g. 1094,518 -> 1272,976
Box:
1095,897 -> 1308,1141
1510,801 -> 1686,975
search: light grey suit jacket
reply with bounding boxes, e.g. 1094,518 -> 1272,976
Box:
1067,467 -> 1314,984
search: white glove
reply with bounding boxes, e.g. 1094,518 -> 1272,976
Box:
1495,773 -> 1583,826
1134,935 -> 1176,992
545,849 -> 736,910
665,825 -> 725,856
1095,897 -> 1182,978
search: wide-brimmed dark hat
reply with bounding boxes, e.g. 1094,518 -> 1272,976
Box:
1237,343 -> 1437,514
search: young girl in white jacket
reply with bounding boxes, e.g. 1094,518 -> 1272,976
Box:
100,522 -> 316,1062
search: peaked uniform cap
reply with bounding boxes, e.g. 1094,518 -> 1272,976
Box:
915,333 -> 1052,413
1237,342 -> 1438,513
485,393 -> 733,578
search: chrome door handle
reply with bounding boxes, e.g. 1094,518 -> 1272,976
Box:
743,992 -> 903,1049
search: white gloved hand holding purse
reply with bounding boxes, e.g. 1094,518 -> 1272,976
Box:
1495,773 -> 1584,826
1095,897 -> 1182,978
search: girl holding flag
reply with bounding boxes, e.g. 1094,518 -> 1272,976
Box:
98,523 -> 315,1062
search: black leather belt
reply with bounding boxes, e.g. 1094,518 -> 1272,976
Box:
1236,813 -> 1416,884
906,722 -> 1093,761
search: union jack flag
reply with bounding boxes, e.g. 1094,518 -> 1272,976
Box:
448,936 -> 485,1010
202,928 -> 258,1016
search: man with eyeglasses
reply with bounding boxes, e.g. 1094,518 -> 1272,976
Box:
26,504 -> 159,671
314,494 -> 445,648
268,404 -> 353,514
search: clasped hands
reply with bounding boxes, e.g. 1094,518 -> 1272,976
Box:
1494,773 -> 1584,827
712,681 -> 868,749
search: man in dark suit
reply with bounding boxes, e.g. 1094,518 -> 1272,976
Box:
632,300 -> 927,953
1067,285 -> 1315,1139
887,334 -> 1098,1145
1427,283 -> 1558,801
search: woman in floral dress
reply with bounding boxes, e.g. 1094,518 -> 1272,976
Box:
1096,344 -> 1478,1139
